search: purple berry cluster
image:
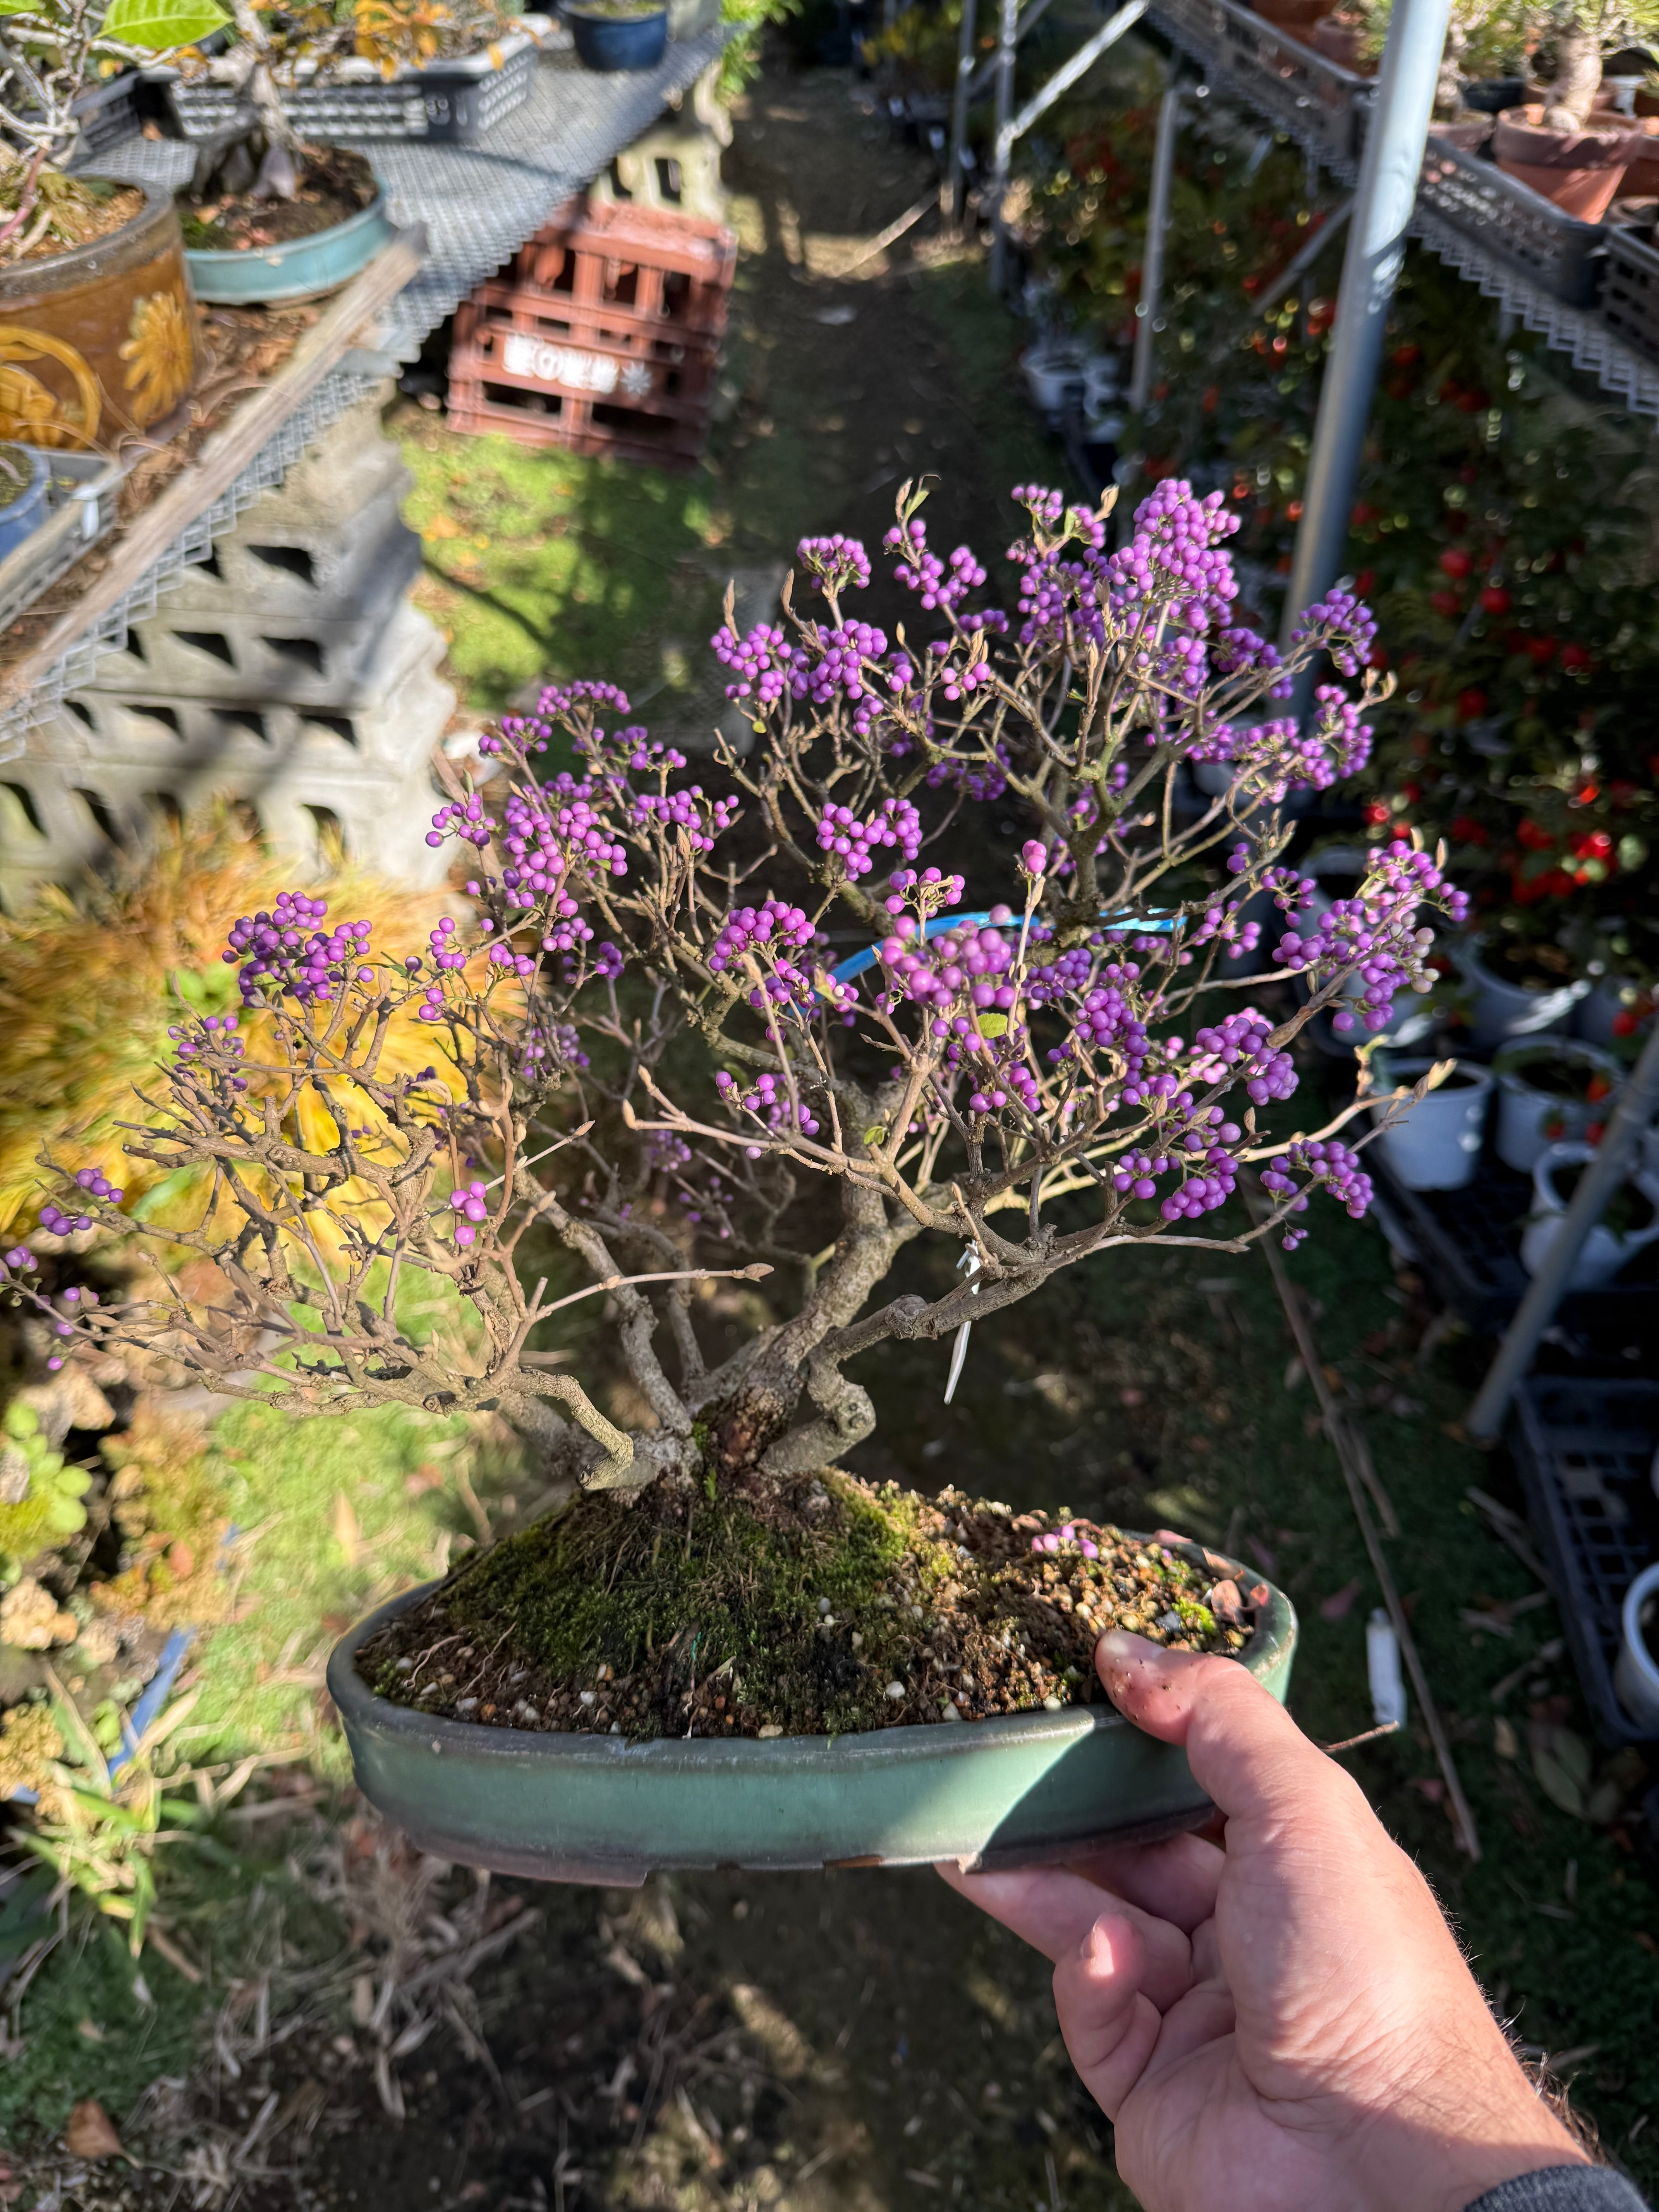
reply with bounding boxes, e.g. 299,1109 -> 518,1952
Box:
223,895 -> 374,1006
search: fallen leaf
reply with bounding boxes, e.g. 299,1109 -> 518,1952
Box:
65,2100 -> 124,2160
1319,1580 -> 1361,1623
332,1493 -> 364,1568
1206,1580 -> 1244,1627
1494,1716 -> 1520,1760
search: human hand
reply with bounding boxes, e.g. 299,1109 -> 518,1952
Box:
939,1631 -> 1585,2212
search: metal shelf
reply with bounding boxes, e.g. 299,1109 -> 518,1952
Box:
0,27 -> 730,748
1144,0 -> 1659,422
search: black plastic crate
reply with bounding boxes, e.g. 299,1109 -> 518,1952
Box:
1602,222 -> 1659,373
1416,133 -> 1607,310
167,30 -> 535,142
1512,1377 -> 1659,1746
1368,1146 -> 1659,1345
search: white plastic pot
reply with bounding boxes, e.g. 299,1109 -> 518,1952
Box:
1493,1036 -> 1621,1173
1519,1142 -> 1659,1291
1574,974 -> 1653,1048
1458,939 -> 1591,1053
1371,1057 -> 1492,1190
1614,1562 -> 1659,1733
1019,342 -> 1085,417
1082,352 -> 1122,413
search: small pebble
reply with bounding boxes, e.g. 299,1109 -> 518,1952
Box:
850,1630 -> 862,1647
395,1657 -> 414,1673
579,1689 -> 596,1707
757,1723 -> 783,1738
818,1596 -> 831,1614
1156,1609 -> 1182,1633
941,1701 -> 962,1721
610,1721 -> 622,1735
884,1681 -> 905,1701
455,1697 -> 478,1715
1042,1695 -> 1064,1711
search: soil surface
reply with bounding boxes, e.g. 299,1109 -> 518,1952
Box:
1,175 -> 144,266
360,1475 -> 1256,1738
177,146 -> 378,252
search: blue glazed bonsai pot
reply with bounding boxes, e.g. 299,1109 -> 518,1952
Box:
0,445 -> 51,562
563,2 -> 669,71
183,191 -> 395,306
326,1538 -> 1298,1885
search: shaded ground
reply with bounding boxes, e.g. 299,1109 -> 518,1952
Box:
398,70 -> 1061,725
4,54 -> 1657,2212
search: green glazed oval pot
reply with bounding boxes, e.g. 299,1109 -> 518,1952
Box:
183,192 -> 395,306
328,1543 -> 1297,1885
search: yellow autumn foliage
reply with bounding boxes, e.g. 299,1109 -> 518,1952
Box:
0,828 -> 466,1245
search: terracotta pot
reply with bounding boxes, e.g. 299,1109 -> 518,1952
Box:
1492,107 -> 1644,221
1310,14 -> 1372,70
1621,118 -> 1659,198
1249,0 -> 1326,31
0,184 -> 195,450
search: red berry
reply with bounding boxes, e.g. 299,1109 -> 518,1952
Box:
1479,586 -> 1511,614
1438,546 -> 1474,579
1456,687 -> 1489,721
1560,642 -> 1592,672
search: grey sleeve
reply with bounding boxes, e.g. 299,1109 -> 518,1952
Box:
1466,2169 -> 1651,2212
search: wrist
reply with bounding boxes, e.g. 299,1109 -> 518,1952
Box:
1364,2073 -> 1589,2212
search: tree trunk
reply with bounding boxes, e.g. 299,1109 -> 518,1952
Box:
1543,21 -> 1601,129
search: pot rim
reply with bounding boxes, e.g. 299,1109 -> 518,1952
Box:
0,180 -> 178,296
1377,1053 -> 1494,1090
1493,1032 -> 1620,1083
180,187 -> 389,268
326,1536 -> 1297,1769
1530,1140 -> 1659,1226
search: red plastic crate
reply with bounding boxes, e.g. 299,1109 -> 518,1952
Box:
447,195 -> 735,466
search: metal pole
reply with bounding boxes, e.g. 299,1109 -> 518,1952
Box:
1468,1018 -> 1659,1441
947,0 -> 978,225
1279,0 -> 1452,642
1128,69 -> 1181,414
988,0 -> 1019,290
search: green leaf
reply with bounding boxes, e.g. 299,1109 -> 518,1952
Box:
861,1127 -> 887,1147
975,1012 -> 1008,1038
101,0 -> 230,49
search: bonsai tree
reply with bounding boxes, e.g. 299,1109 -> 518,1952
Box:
6,477 -> 1459,1492
0,0 -> 227,251
0,480 -> 1467,1764
1532,0 -> 1659,122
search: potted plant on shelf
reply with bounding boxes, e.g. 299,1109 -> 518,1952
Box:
1491,0 -> 1659,217
1491,1031 -> 1620,1169
3,478 -> 1467,1881
0,0 -> 227,451
1520,1141 -> 1659,1286
560,0 -> 669,74
167,0 -> 432,304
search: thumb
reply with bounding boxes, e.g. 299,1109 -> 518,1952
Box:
1096,1629 -> 1355,1830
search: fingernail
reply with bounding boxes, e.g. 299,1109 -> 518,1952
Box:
1097,1630 -> 1145,1663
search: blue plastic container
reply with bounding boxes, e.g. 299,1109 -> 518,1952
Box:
563,3 -> 668,71
183,191 -> 395,306
0,445 -> 50,563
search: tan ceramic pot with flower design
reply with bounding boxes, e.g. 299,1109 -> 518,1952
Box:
0,184 -> 196,452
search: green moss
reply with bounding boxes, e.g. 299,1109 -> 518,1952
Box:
430,1475 -> 943,1737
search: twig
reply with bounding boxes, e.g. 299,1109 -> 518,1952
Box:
840,189 -> 939,275
1319,1720 -> 1401,1755
1250,1190 -> 1480,1861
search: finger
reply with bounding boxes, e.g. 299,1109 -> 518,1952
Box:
935,1863 -> 1195,2010
1138,1976 -> 1237,2083
1096,1630 -> 1363,1831
1051,1911 -> 1164,2123
1063,1829 -> 1224,1934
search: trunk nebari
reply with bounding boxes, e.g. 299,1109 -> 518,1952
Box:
1543,20 -> 1602,128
